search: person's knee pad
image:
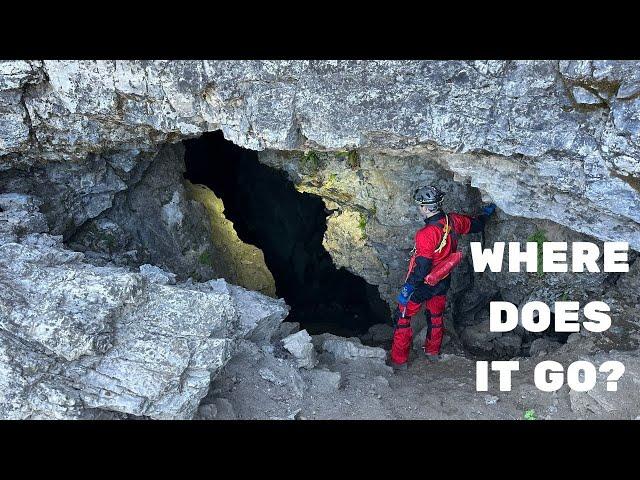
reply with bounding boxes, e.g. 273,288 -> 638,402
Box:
425,295 -> 446,342
393,311 -> 412,329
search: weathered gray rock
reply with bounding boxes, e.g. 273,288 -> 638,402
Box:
360,323 -> 394,345
211,398 -> 236,420
139,264 -> 177,285
259,367 -> 286,386
195,403 -> 217,419
195,398 -> 236,420
304,368 -> 343,392
274,321 -> 300,341
282,330 -> 318,369
569,351 -> 640,419
0,194 -> 288,419
460,321 -> 500,351
65,143 -> 219,280
571,86 -> 602,105
529,338 -> 563,357
227,284 -> 289,344
0,147 -> 158,239
0,193 -> 48,242
0,60 -> 638,250
74,281 -> 236,419
315,333 -> 387,362
0,61 -> 44,162
484,395 -> 499,405
493,334 -> 523,358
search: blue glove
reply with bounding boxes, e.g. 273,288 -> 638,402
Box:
482,203 -> 496,216
396,283 -> 415,306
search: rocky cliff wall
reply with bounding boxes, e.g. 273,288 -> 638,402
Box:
1,60 -> 638,249
1,60 -> 639,419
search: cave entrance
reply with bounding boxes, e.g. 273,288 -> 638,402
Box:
459,300 -> 570,361
183,131 -> 390,336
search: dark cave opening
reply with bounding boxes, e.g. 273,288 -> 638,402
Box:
183,131 -> 390,336
523,311 -> 571,345
457,292 -> 570,360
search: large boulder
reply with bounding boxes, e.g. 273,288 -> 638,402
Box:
0,193 -> 289,419
313,333 -> 387,362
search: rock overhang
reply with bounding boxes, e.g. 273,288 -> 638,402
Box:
1,60 -> 638,250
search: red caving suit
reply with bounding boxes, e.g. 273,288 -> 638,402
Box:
390,210 -> 486,364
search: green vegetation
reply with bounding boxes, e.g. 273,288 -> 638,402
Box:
300,150 -> 320,173
358,213 -> 367,240
325,172 -> 338,188
347,150 -> 360,169
527,229 -> 548,277
336,150 -> 360,170
198,250 -> 214,267
523,409 -> 537,420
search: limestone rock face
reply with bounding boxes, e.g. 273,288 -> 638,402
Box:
0,193 -> 289,419
0,60 -> 638,249
65,143 -> 218,281
226,284 -> 289,344
258,148 -> 640,355
258,149 -> 483,305
1,153 -> 140,238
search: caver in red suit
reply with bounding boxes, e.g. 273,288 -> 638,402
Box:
390,188 -> 495,368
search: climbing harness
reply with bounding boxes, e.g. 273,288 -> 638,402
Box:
434,214 -> 450,254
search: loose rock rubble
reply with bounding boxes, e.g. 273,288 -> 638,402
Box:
282,330 -> 318,369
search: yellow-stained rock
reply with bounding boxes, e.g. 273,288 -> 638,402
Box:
185,181 -> 276,297
323,208 -> 388,283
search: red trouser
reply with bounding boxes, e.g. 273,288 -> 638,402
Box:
390,294 -> 447,364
